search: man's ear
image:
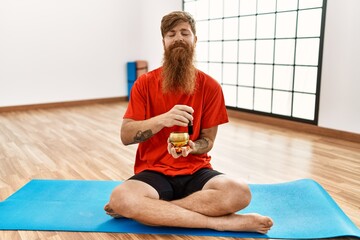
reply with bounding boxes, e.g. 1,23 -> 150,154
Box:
162,39 -> 166,49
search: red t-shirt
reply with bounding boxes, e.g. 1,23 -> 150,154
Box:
124,67 -> 229,176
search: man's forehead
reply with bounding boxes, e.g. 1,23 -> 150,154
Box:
168,22 -> 192,32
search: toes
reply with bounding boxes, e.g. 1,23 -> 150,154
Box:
259,226 -> 271,234
106,211 -> 122,218
104,204 -> 123,219
104,203 -> 111,211
266,218 -> 274,227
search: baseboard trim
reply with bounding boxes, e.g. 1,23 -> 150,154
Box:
227,109 -> 360,143
0,97 -> 127,113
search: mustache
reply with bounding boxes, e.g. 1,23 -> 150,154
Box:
168,41 -> 190,51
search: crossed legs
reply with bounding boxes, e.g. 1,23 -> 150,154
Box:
104,174 -> 273,234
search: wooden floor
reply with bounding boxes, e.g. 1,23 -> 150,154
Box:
0,101 -> 359,240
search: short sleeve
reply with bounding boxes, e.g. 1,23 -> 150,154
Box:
201,77 -> 229,129
123,74 -> 148,120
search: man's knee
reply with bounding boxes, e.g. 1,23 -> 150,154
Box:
210,177 -> 252,212
108,180 -> 159,218
231,180 -> 251,209
109,185 -> 139,218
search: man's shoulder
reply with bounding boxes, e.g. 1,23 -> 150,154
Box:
140,67 -> 161,79
135,67 -> 162,85
148,66 -> 162,75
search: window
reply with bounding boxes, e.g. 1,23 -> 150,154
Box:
183,0 -> 327,123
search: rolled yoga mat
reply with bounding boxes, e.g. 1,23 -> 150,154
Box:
0,179 -> 359,239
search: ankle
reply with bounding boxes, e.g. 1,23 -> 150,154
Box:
205,215 -> 223,231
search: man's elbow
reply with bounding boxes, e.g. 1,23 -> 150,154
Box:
120,130 -> 131,146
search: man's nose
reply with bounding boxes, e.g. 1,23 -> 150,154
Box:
174,33 -> 184,42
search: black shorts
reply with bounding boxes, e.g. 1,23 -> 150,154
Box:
128,168 -> 223,201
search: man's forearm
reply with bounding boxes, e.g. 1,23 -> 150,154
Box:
121,117 -> 164,145
133,129 -> 154,143
191,137 -> 213,155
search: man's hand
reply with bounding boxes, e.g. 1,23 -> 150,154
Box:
167,126 -> 218,157
160,105 -> 194,128
167,140 -> 196,158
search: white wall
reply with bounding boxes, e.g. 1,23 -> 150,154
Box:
318,0 -> 360,134
1,0 -> 359,134
0,0 -> 182,107
135,0 -> 183,71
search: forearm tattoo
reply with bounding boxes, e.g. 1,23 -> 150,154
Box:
133,129 -> 153,143
195,137 -> 210,152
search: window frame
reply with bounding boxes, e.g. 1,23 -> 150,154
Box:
183,0 -> 328,124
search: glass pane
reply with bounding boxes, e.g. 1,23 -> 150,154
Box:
293,93 -> 316,120
196,62 -> 208,73
196,0 -> 210,20
223,63 -> 238,85
299,0 -> 323,9
196,21 -> 209,41
255,64 -> 273,88
275,39 -> 295,64
239,0 -> 256,15
195,42 -> 209,61
209,41 -> 222,62
295,38 -> 320,66
294,66 -> 318,93
223,41 -> 238,62
209,19 -> 223,40
257,0 -> 276,14
254,89 -> 272,112
297,9 -> 322,37
208,63 -> 222,83
239,16 -> 256,39
256,14 -> 276,39
277,0 -> 298,11
224,0 -> 239,17
276,11 -> 297,38
256,40 -> 274,64
273,65 -> 293,91
238,64 -> 254,86
222,85 -> 237,107
272,90 -> 292,116
223,18 -> 239,40
184,2 -> 197,18
238,40 -> 255,63
209,0 -> 223,19
196,41 -> 208,62
237,86 -> 253,109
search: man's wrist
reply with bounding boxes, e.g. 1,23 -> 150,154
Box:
192,137 -> 211,154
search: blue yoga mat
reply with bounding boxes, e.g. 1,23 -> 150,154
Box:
0,179 -> 359,239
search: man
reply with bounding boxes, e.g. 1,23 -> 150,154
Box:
104,11 -> 273,234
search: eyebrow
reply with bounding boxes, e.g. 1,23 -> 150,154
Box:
167,28 -> 191,34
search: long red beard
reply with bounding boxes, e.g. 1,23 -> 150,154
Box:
162,41 -> 196,94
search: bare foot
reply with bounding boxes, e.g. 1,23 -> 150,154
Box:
104,203 -> 123,219
212,213 -> 273,234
